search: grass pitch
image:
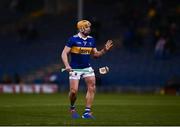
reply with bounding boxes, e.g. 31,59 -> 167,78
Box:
0,93 -> 180,126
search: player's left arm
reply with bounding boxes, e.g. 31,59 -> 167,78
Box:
92,40 -> 113,58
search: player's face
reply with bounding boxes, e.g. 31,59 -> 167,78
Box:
82,26 -> 91,36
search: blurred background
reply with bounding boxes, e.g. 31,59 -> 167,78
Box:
0,0 -> 179,94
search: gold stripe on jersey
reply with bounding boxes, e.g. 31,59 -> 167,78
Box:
71,46 -> 92,54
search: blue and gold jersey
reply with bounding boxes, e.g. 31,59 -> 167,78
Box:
66,33 -> 96,69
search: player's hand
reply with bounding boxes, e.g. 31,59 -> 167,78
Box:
104,40 -> 113,51
65,65 -> 72,72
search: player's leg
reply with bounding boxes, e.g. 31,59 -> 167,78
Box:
69,79 -> 79,108
69,72 -> 80,119
84,76 -> 96,108
82,75 -> 96,119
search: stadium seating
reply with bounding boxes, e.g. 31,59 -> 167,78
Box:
0,0 -> 180,90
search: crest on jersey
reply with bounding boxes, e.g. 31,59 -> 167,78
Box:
76,41 -> 82,44
83,41 -> 87,46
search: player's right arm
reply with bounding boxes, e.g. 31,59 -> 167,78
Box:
61,46 -> 72,72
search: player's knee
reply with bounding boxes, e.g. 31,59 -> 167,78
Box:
88,83 -> 96,93
70,88 -> 78,95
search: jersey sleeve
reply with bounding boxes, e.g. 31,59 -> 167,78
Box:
66,37 -> 74,48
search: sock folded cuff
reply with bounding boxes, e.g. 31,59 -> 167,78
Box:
70,106 -> 75,110
85,107 -> 91,112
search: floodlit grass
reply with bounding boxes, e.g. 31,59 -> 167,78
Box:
0,93 -> 180,125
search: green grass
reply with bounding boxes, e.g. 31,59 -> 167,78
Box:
0,93 -> 180,126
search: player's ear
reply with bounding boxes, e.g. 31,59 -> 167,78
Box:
79,28 -> 85,32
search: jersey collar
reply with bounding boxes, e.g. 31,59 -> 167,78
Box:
78,33 -> 88,40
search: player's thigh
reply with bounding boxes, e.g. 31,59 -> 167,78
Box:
84,76 -> 96,87
69,79 -> 79,92
69,71 -> 81,92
